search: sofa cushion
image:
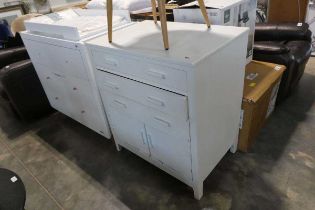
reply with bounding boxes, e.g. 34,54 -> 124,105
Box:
255,23 -> 311,42
254,41 -> 290,55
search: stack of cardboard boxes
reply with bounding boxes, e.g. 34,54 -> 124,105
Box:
173,0 -> 257,62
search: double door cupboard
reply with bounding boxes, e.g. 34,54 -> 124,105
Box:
87,21 -> 249,199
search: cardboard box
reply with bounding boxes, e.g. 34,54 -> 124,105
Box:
173,0 -> 241,26
238,61 -> 286,152
173,0 -> 257,63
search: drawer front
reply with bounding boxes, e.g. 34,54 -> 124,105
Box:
25,39 -> 88,81
66,78 -> 95,121
24,40 -> 52,66
53,46 -> 89,81
96,71 -> 188,121
91,50 -> 188,94
100,91 -> 190,137
35,65 -> 69,114
65,77 -> 107,135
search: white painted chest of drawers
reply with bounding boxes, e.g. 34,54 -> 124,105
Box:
86,21 -> 249,199
21,9 -> 132,139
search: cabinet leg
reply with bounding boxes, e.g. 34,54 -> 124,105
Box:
116,144 -> 122,152
230,135 -> 238,153
193,180 -> 204,200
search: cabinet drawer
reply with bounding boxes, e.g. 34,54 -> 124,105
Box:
66,78 -> 94,120
35,65 -> 69,114
53,46 -> 89,81
101,92 -> 190,137
96,71 -> 188,121
91,50 -> 188,94
25,40 -> 88,81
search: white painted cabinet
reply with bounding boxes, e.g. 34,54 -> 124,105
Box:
21,36 -> 112,137
87,21 -> 249,199
21,9 -> 132,139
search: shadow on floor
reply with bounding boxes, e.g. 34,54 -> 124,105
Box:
0,97 -> 57,140
1,71 -> 315,209
34,72 -> 315,210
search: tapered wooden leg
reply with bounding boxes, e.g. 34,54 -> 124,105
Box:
157,0 -> 169,50
197,0 -> 211,28
107,0 -> 113,43
151,0 -> 157,24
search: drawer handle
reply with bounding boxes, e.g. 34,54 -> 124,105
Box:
146,96 -> 165,107
113,100 -> 127,109
104,81 -> 119,90
53,73 -> 63,78
46,76 -> 50,80
147,70 -> 166,80
153,117 -> 171,127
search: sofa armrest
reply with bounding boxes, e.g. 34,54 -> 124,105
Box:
0,46 -> 29,69
253,42 -> 290,55
255,23 -> 311,42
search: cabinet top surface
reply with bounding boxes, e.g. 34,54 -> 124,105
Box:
86,21 -> 249,65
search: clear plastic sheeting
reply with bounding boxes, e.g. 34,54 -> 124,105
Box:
24,9 -> 131,41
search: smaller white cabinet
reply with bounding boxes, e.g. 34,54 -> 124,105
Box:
21,9 -> 132,139
21,36 -> 111,138
87,21 -> 249,199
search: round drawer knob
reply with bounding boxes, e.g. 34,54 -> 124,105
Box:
46,77 -> 50,79
55,97 -> 59,100
81,110 -> 85,114
73,87 -> 77,90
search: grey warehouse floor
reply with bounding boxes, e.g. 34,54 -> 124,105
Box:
1,58 -> 315,210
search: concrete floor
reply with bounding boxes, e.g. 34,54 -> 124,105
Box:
1,58 -> 315,210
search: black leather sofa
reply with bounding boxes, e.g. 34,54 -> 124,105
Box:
0,33 -> 28,69
0,32 -> 54,121
253,23 -> 312,104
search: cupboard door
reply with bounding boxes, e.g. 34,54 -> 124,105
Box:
145,125 -> 192,181
107,104 -> 150,157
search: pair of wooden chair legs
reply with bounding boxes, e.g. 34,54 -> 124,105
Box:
106,0 -> 211,50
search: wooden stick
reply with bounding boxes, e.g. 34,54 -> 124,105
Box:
197,0 -> 211,28
107,0 -> 113,42
157,0 -> 169,50
151,0 -> 158,24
